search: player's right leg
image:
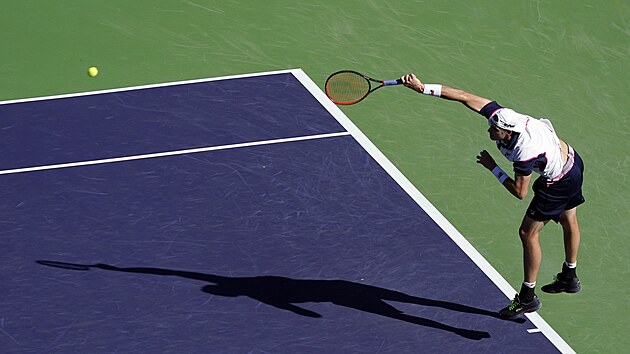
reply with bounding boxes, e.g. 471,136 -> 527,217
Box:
499,215 -> 546,319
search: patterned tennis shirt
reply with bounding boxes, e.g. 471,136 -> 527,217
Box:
480,101 -> 568,181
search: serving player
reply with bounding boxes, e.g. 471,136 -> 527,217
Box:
400,73 -> 585,319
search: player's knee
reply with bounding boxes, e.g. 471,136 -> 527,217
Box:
559,210 -> 578,229
518,227 -> 536,242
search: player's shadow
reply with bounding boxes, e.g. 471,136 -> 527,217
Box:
37,261 -> 524,340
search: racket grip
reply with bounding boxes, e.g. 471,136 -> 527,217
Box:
383,79 -> 403,86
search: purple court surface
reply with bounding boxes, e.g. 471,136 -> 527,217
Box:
0,70 -> 573,353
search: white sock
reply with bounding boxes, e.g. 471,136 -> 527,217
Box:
523,281 -> 536,288
564,261 -> 577,269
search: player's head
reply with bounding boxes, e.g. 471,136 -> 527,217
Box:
489,108 -> 526,133
487,108 -> 525,141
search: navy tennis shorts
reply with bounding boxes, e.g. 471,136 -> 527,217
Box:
527,150 -> 585,223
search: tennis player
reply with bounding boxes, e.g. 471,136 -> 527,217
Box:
400,73 -> 584,319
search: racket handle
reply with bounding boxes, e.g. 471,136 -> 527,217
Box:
383,78 -> 403,86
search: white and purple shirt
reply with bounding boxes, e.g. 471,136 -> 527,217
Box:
480,101 -> 568,181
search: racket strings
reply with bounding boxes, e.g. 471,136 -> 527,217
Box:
325,72 -> 370,104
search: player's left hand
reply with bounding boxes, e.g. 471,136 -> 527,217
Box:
476,150 -> 497,170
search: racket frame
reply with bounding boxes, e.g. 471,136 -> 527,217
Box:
325,70 -> 400,105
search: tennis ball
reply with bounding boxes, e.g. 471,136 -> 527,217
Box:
87,66 -> 99,77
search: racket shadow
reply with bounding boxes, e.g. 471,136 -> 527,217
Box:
36,261 -> 525,340
36,260 -> 93,271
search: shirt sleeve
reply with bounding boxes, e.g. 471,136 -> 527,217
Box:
479,101 -> 503,119
513,154 -> 548,176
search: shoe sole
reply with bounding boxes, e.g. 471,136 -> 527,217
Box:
541,284 -> 582,294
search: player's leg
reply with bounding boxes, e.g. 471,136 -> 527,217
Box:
519,215 -> 548,288
499,215 -> 546,319
541,147 -> 585,294
541,207 -> 582,293
560,207 -> 580,264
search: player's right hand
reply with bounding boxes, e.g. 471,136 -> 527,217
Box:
401,73 -> 424,93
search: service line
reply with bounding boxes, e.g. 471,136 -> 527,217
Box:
0,131 -> 350,175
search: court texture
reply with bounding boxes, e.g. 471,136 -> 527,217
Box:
1,1 -> 628,353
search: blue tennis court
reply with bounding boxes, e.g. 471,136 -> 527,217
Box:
1,70 -> 572,353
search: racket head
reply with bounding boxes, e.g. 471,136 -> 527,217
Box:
325,70 -> 372,105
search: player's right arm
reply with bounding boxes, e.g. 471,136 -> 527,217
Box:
400,74 -> 491,113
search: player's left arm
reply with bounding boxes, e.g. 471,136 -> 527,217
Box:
506,173 -> 531,200
477,150 -> 531,200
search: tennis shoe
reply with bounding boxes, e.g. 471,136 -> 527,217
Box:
499,294 -> 541,320
541,274 -> 582,294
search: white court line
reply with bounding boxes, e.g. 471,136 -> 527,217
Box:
0,132 -> 350,175
0,69 -> 297,105
0,68 -> 344,175
291,68 -> 576,354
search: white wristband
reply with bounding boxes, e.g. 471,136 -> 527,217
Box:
491,166 -> 509,184
422,84 -> 442,97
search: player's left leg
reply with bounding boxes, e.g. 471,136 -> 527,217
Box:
541,207 -> 582,293
559,207 -> 581,265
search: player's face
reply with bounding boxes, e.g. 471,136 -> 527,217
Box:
487,124 -> 511,141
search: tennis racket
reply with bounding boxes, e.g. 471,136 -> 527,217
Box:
325,70 -> 403,105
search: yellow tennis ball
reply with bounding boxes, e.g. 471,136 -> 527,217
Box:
88,67 -> 99,77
